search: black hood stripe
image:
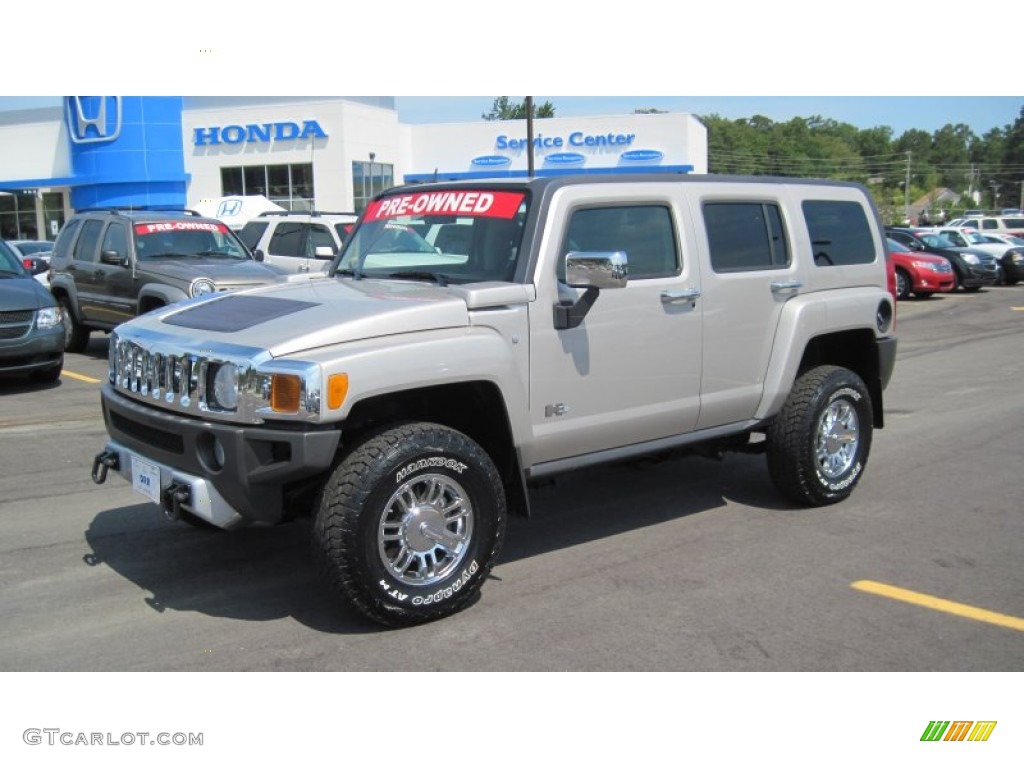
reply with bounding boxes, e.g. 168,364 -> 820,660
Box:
163,296 -> 319,332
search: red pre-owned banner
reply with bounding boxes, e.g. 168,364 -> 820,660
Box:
134,221 -> 229,235
364,190 -> 524,221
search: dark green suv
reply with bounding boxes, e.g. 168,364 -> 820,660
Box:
49,209 -> 285,352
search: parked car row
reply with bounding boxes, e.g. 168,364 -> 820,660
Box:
885,226 -> 1024,300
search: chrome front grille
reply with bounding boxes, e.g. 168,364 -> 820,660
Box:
108,328 -> 321,424
112,340 -> 208,410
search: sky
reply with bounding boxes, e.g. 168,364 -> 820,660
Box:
1,95 -> 1019,138
4,3 -> 1021,138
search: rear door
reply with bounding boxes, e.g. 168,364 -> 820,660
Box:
689,187 -> 803,429
65,218 -> 106,324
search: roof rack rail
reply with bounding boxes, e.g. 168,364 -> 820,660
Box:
74,206 -> 203,216
258,210 -> 358,218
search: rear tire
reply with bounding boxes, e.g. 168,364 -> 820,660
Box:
313,422 -> 506,627
766,366 -> 873,506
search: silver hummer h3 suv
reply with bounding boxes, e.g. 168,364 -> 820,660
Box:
91,175 -> 898,626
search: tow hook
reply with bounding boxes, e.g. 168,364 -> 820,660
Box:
163,481 -> 191,522
91,450 -> 120,484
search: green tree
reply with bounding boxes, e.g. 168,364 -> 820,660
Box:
481,97 -> 555,120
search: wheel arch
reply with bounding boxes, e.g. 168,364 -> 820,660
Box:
340,381 -> 530,518
794,330 -> 885,429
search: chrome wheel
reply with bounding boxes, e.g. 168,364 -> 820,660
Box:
815,398 -> 859,479
378,473 -> 474,587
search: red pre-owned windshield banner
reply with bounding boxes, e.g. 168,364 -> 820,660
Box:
364,190 -> 525,221
134,221 -> 230,235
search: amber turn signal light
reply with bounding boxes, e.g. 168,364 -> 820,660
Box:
270,374 -> 301,413
327,374 -> 349,410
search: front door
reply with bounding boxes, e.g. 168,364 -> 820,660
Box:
527,188 -> 703,467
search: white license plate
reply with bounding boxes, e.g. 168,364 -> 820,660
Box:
130,455 -> 161,503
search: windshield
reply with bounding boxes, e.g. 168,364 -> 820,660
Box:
336,189 -> 528,284
0,240 -> 27,275
133,221 -> 252,260
959,231 -> 988,245
919,233 -> 955,249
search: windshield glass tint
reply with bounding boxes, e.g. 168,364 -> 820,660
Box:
0,240 -> 25,273
133,221 -> 251,260
338,189 -> 528,283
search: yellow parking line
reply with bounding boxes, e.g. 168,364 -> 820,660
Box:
851,580 -> 1024,632
62,370 -> 101,384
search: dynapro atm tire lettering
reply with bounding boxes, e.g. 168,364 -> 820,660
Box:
90,175 -> 896,628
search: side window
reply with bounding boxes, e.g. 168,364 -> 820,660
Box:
73,220 -> 105,263
268,222 -> 306,258
307,224 -> 337,257
101,223 -> 128,261
704,202 -> 789,272
52,219 -> 82,260
560,204 -> 679,280
802,200 -> 875,266
982,219 -> 998,230
237,221 -> 269,251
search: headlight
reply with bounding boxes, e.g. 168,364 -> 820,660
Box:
209,363 -> 239,410
35,306 -> 61,329
961,253 -> 980,265
912,260 -> 942,271
1011,253 -> 1024,264
190,278 -> 216,297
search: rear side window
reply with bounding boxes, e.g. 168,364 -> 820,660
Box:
704,202 -> 789,271
73,220 -> 104,263
561,205 -> 679,279
237,221 -> 269,250
802,200 -> 875,266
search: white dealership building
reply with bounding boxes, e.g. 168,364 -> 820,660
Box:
0,96 -> 708,240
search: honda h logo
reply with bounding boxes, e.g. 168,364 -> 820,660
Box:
66,96 -> 123,144
217,199 -> 243,217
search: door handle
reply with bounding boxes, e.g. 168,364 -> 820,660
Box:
770,280 -> 803,294
661,289 -> 701,304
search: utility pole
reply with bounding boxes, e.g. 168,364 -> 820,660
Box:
904,151 -> 911,222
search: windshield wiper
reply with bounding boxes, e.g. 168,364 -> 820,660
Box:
335,267 -> 363,280
385,270 -> 449,287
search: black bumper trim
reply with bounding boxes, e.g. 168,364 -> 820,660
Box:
100,384 -> 341,524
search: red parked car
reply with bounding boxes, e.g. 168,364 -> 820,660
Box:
886,238 -> 955,299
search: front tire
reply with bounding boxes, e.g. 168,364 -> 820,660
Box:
58,298 -> 90,353
894,268 -> 911,300
313,422 -> 506,627
766,366 -> 873,506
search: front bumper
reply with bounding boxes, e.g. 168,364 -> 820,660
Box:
960,263 -> 999,287
0,325 -> 63,375
99,383 -> 341,525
